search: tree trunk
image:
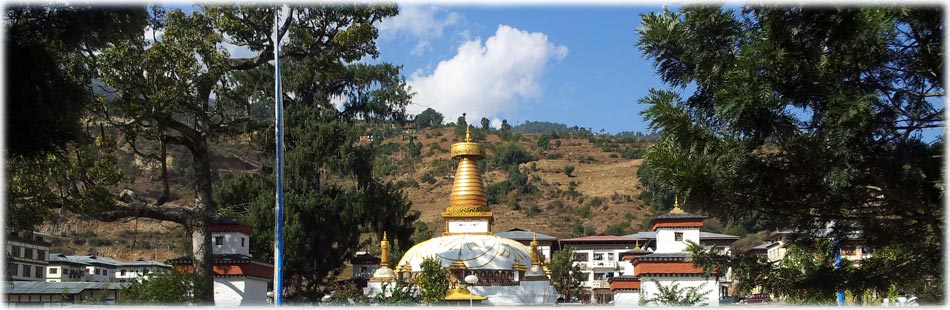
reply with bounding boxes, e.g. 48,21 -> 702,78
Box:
190,142 -> 216,304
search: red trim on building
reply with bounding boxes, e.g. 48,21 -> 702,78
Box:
609,279 -> 641,291
633,261 -> 704,276
651,220 -> 704,231
211,223 -> 254,235
173,262 -> 273,280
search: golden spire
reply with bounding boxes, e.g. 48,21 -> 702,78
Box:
465,126 -> 471,142
443,125 -> 491,219
635,240 -> 641,250
380,232 -> 390,267
530,233 -> 540,265
670,195 -> 684,214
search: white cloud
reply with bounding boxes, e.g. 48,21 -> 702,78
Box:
407,25 -> 568,125
377,5 -> 461,55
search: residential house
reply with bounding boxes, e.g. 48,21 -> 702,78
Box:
5,230 -> 51,282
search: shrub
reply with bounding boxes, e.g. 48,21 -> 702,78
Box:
545,152 -> 563,160
575,206 -> 592,219
491,143 -> 538,170
420,171 -> 436,184
563,165 -> 575,177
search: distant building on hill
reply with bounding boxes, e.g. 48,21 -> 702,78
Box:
5,230 -> 51,282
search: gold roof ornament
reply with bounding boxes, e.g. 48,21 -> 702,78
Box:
634,240 -> 641,250
380,232 -> 390,267
443,125 -> 492,219
513,261 -> 527,272
529,233 -> 540,266
670,195 -> 684,214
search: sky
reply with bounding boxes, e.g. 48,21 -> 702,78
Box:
372,5 -> 665,134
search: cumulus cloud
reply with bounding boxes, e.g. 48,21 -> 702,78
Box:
377,5 -> 461,55
407,25 -> 568,125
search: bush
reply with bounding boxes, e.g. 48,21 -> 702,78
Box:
545,152 -> 563,160
492,143 -> 538,170
575,206 -> 592,219
589,196 -> 604,208
524,203 -> 541,217
563,165 -> 575,177
548,200 -> 564,211
420,171 -> 436,184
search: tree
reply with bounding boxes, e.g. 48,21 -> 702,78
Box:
414,107 -> 444,129
537,134 -> 550,151
637,6 -> 943,302
121,269 -> 200,305
549,246 -> 585,302
480,117 -> 491,131
639,280 -> 709,306
10,4 -> 410,304
4,6 -> 149,231
416,256 -> 449,305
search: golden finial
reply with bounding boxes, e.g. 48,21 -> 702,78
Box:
465,126 -> 472,142
380,231 -> 390,267
670,195 -> 684,214
444,124 -> 490,221
529,233 -> 540,265
635,240 -> 641,250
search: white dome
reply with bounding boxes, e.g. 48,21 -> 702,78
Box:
396,234 -> 532,272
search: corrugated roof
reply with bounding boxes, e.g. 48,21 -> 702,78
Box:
750,242 -> 780,250
5,281 -> 129,294
560,235 -> 636,243
494,229 -> 557,241
119,259 -> 171,268
48,253 -> 89,266
67,255 -> 124,266
653,212 -> 707,220
622,231 -> 738,240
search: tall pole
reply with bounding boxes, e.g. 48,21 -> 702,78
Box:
273,4 -> 285,306
834,225 -> 843,306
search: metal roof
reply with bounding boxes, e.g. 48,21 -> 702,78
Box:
653,212 -> 707,220
48,253 -> 90,266
750,242 -> 780,250
67,255 -> 125,266
494,228 -> 557,241
622,231 -> 738,240
119,259 -> 171,268
560,235 -> 637,243
5,281 -> 129,294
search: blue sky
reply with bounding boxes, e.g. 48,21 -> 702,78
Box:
372,5 -> 666,134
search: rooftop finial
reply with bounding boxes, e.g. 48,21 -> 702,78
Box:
465,126 -> 471,142
670,195 -> 684,214
635,240 -> 641,250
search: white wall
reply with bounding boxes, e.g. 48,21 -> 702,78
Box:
639,276 -> 719,306
447,219 -> 490,234
84,266 -> 114,282
214,277 -> 270,306
212,232 -> 251,255
613,290 -> 640,306
655,229 -> 700,253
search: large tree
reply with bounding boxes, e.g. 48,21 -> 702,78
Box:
13,4 -> 406,304
637,6 -> 943,301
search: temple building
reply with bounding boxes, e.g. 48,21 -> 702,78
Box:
609,198 -> 734,306
366,128 -> 556,305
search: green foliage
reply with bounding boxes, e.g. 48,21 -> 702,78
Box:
420,171 -> 436,184
549,246 -> 585,302
544,152 -> 563,160
371,279 -> 419,305
326,281 -> 369,305
416,257 -> 449,305
490,143 -> 537,170
414,108 -> 444,128
537,134 -> 551,150
574,206 -> 592,219
510,121 -> 569,134
480,117 -> 491,130
637,5 -> 944,301
638,280 -> 709,306
121,269 -> 199,305
562,165 -> 575,177
604,222 -> 631,236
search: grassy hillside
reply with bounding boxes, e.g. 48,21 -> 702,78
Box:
38,124 -> 660,262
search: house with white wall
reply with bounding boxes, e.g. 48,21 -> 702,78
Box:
168,218 -> 272,306
610,199 -> 737,306
115,259 -> 172,282
6,230 -> 51,282
46,253 -> 88,282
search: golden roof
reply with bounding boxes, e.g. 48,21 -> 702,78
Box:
443,126 -> 492,218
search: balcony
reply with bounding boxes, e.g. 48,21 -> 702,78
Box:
582,280 -> 610,288
589,261 -> 617,269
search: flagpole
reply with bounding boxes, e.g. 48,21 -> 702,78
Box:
273,4 -> 285,306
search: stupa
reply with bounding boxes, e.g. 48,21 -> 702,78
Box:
367,127 -> 556,305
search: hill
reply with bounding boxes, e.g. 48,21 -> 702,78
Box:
37,123 -> 660,263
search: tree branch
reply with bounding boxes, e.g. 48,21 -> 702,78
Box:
93,201 -> 194,225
